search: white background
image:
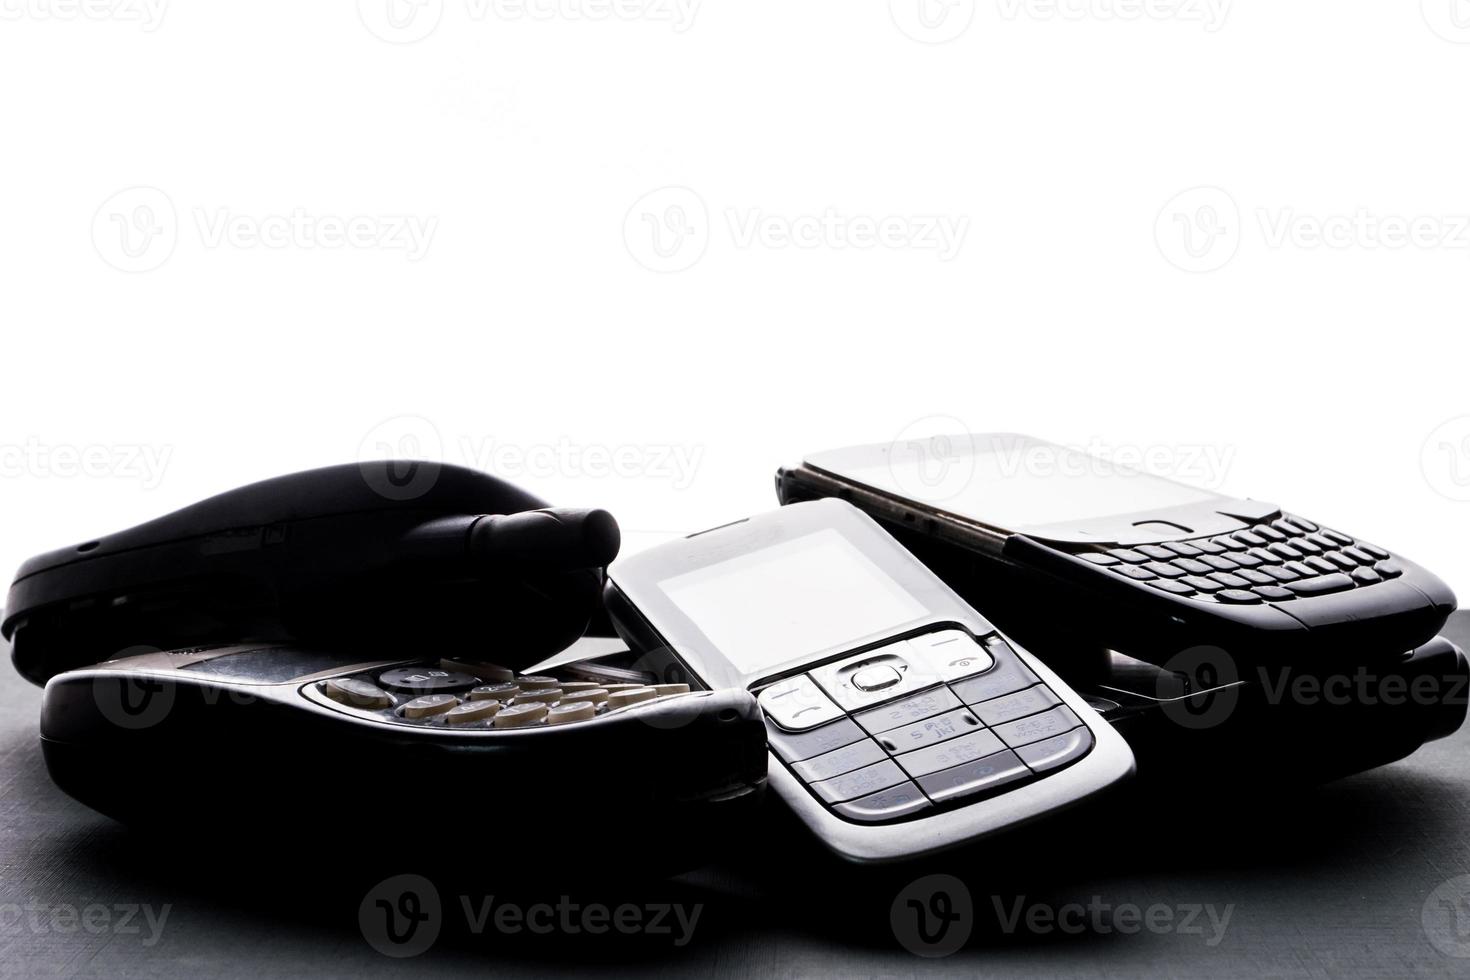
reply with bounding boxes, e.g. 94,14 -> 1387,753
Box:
2,2 -> 1469,589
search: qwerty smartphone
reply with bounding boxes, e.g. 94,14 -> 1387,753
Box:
603,498 -> 1134,864
776,434 -> 1457,668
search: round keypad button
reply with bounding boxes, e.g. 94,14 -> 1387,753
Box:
322,677 -> 394,709
546,701 -> 596,725
378,667 -> 480,695
401,694 -> 459,719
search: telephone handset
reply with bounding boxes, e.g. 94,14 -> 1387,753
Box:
4,463 -> 768,874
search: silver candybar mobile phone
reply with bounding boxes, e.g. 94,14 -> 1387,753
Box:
603,498 -> 1134,863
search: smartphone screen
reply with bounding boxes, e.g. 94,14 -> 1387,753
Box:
808,435 -> 1228,532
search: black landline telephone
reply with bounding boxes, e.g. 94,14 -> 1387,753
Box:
1,462 -> 767,875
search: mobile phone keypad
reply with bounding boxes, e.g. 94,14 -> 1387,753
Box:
759,632 -> 1094,825
308,658 -> 693,731
1088,515 -> 1402,605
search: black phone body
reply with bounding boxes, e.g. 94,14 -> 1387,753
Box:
603,498 -> 1134,864
36,641 -> 768,875
3,462 -> 607,685
777,434 -> 1456,670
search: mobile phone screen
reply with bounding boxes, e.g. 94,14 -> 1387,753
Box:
658,527 -> 927,674
810,435 -> 1227,531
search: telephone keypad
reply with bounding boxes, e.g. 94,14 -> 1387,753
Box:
757,674 -> 844,731
875,707 -> 982,753
854,687 -> 962,735
810,759 -> 908,804
760,630 -> 1093,825
378,667 -> 480,695
1086,516 -> 1405,606
767,718 -> 865,763
832,782 -> 932,822
1016,727 -> 1095,772
992,705 -> 1081,748
792,738 -> 888,783
972,684 -> 1061,726
309,661 -> 695,731
895,729 -> 1006,778
916,750 -> 1030,804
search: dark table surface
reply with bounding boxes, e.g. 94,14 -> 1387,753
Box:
3,618 -> 1469,979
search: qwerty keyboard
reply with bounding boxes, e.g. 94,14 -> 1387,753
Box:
1078,515 -> 1401,606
